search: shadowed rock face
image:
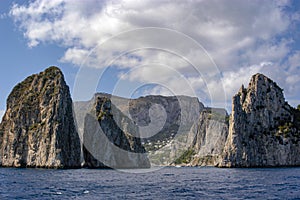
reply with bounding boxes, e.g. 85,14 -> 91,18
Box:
74,93 -> 204,165
83,96 -> 150,169
0,66 -> 81,168
75,94 -> 204,144
75,93 -> 204,166
220,73 -> 300,167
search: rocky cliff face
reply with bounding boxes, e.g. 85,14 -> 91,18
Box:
128,95 -> 204,147
0,67 -> 81,168
75,73 -> 300,168
1,67 -> 295,169
185,108 -> 229,166
82,96 -> 150,168
220,73 -> 300,167
74,93 -> 204,166
130,95 -> 204,166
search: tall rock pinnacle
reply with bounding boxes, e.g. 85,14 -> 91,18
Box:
220,73 -> 300,167
0,66 -> 81,168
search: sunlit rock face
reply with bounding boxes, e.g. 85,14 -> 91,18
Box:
220,73 -> 300,167
186,108 -> 229,166
0,67 -> 81,168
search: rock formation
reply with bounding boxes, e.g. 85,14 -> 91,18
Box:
76,74 -> 300,168
82,96 -> 150,168
0,66 -> 81,168
3,67 -> 295,169
130,95 -> 204,166
186,108 -> 229,166
220,73 -> 300,167
74,93 -> 204,166
127,95 -> 204,147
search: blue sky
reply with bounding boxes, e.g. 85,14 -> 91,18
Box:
1,0 -> 300,118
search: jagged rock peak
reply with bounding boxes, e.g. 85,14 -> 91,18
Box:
7,66 -> 64,104
249,73 -> 283,92
250,73 -> 280,85
219,73 -> 300,167
0,66 -> 81,168
236,73 -> 287,114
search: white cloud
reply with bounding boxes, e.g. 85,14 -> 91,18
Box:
283,51 -> 300,103
221,64 -> 265,99
287,51 -> 300,70
60,48 -> 90,66
9,0 -> 300,109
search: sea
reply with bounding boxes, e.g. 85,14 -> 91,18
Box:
0,167 -> 299,199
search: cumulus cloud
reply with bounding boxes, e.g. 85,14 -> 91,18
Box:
284,51 -> 300,102
9,0 -> 300,108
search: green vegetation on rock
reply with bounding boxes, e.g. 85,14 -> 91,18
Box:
205,109 -> 228,123
174,148 -> 195,164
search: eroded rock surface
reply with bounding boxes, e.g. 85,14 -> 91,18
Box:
187,108 -> 229,166
0,67 -> 81,168
220,73 -> 300,167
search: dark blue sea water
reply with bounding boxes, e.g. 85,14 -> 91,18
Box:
0,167 -> 299,199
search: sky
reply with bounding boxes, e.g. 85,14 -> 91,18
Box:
0,0 -> 300,119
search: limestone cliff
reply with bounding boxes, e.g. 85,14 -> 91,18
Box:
220,73 -> 300,167
0,66 -> 81,168
185,108 -> 229,166
76,73 -> 300,168
74,94 -> 204,166
82,96 -> 150,169
128,95 -> 204,148
131,95 -> 204,166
